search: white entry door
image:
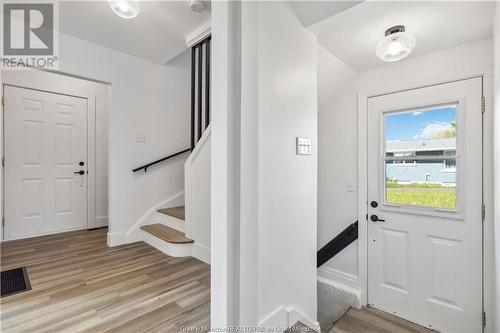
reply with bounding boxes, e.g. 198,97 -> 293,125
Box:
367,78 -> 483,332
4,85 -> 88,239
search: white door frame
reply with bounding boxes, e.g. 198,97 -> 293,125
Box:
1,69 -> 109,240
357,75 -> 490,328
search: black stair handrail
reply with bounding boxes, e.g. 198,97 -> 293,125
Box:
317,221 -> 358,268
134,37 -> 210,174
132,148 -> 191,173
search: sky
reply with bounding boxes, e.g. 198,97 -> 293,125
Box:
385,105 -> 457,141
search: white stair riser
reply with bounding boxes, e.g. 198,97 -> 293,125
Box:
151,213 -> 185,233
141,230 -> 192,257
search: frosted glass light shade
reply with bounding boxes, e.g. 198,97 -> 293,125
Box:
108,1 -> 141,19
376,31 -> 416,62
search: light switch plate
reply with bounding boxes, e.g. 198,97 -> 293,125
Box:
347,180 -> 356,192
136,134 -> 146,143
296,137 -> 312,155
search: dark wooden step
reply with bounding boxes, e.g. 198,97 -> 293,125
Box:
157,206 -> 185,220
140,224 -> 193,244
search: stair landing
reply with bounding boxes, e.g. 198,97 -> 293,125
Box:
157,206 -> 185,220
140,224 -> 193,244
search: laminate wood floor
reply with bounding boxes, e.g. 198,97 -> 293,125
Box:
330,307 -> 435,333
0,228 -> 210,333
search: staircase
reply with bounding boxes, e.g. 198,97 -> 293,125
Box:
131,35 -> 212,264
140,206 -> 195,258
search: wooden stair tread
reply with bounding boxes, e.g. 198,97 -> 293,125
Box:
157,206 -> 185,220
140,224 -> 193,244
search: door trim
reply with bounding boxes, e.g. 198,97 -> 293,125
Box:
1,69 -> 109,240
357,76 -> 486,330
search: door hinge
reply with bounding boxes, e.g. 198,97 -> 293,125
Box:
481,203 -> 486,222
482,310 -> 486,328
481,96 -> 485,113
1,96 -> 4,106
2,217 -> 4,227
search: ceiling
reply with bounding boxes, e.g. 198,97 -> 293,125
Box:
59,1 -> 210,65
310,1 -> 494,72
289,1 -> 362,27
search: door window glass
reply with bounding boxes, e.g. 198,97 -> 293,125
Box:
384,105 -> 457,209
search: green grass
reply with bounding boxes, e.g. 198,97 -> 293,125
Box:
386,188 -> 456,209
386,181 -> 447,188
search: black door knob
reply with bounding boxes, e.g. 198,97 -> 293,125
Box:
370,201 -> 378,208
370,214 -> 385,222
74,170 -> 85,175
79,161 -> 85,166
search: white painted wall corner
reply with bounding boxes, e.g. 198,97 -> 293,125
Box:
259,306 -> 321,332
192,243 -> 211,264
107,231 -> 127,247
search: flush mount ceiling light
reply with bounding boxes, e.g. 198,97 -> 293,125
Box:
376,25 -> 416,62
189,0 -> 206,13
108,0 -> 141,19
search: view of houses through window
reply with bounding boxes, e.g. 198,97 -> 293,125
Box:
384,105 -> 457,209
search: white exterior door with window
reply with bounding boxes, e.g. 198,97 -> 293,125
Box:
4,85 -> 88,239
367,78 -> 483,333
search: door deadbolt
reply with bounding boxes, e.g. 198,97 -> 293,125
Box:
370,201 -> 378,208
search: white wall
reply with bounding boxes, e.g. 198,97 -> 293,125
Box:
317,45 -> 358,112
317,46 -> 359,284
258,1 -> 317,326
57,33 -> 191,244
211,0 -> 241,327
318,38 -> 496,330
493,3 -> 500,332
0,70 -> 3,239
185,128 -> 211,264
236,2 -> 319,329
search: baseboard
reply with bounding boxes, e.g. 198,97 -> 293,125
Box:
259,306 -> 320,332
94,216 -> 108,228
125,191 -> 185,242
4,226 -> 88,242
317,266 -> 359,289
192,243 -> 210,264
107,232 -> 126,247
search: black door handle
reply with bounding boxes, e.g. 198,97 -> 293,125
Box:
74,170 -> 85,175
370,214 -> 385,222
